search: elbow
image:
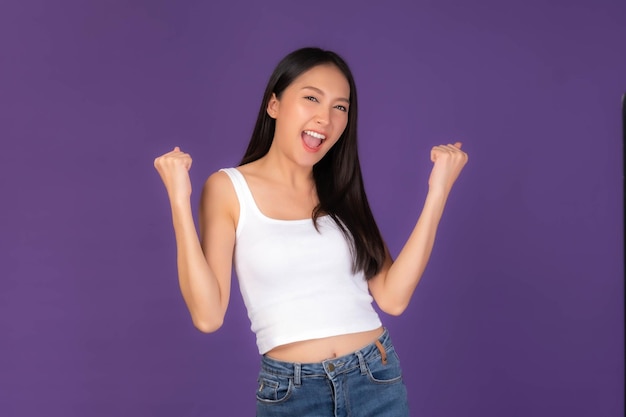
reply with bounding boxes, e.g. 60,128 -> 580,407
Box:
192,315 -> 224,333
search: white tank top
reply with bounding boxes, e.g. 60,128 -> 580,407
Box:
221,168 -> 382,354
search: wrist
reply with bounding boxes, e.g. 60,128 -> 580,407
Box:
169,196 -> 192,211
426,185 -> 449,200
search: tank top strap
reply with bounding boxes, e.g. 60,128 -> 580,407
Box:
220,167 -> 256,235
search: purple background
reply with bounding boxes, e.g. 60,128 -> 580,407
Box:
1,0 -> 624,416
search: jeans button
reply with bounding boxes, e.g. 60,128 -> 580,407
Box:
328,363 -> 335,372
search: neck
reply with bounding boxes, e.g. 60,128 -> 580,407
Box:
258,149 -> 315,189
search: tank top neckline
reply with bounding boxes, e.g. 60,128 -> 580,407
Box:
229,167 -> 330,224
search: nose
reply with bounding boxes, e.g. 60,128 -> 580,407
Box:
315,107 -> 331,126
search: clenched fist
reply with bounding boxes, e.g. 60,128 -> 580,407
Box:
428,142 -> 468,193
154,146 -> 193,203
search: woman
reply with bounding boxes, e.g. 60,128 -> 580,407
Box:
154,47 -> 468,416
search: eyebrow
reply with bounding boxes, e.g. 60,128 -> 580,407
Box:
301,86 -> 350,103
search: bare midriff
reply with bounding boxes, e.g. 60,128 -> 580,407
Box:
264,327 -> 384,363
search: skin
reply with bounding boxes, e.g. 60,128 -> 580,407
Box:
154,64 -> 468,362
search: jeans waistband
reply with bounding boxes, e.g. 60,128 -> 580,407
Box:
260,328 -> 393,385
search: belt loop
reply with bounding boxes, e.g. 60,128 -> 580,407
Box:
355,350 -> 367,375
294,363 -> 302,386
375,340 -> 388,365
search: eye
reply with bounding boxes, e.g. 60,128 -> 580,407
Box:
304,96 -> 319,102
334,105 -> 348,112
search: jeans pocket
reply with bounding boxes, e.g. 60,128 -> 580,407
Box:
256,371 -> 293,404
365,349 -> 403,384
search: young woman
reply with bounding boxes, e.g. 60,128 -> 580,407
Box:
154,47 -> 468,416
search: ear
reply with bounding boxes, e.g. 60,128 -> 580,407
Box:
266,93 -> 279,119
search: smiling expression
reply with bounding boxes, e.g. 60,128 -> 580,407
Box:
266,64 -> 350,166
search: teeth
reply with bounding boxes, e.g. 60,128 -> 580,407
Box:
304,130 -> 326,140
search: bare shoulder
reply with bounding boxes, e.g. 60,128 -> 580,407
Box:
200,170 -> 239,224
203,169 -> 234,193
234,161 -> 262,180
234,160 -> 272,190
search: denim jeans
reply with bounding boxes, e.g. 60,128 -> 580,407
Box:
256,328 -> 409,416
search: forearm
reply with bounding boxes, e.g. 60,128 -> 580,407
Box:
378,187 -> 448,314
170,199 -> 225,332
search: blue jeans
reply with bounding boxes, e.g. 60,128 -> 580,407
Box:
256,328 -> 409,416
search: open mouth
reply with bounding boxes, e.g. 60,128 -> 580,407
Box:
302,130 -> 326,151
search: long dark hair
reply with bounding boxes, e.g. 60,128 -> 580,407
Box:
240,47 -> 385,280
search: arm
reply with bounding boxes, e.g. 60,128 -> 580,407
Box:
154,148 -> 236,332
368,142 -> 468,316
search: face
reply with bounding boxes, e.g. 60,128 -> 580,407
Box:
266,64 -> 350,167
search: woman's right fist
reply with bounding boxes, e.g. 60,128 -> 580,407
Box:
154,146 -> 193,202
